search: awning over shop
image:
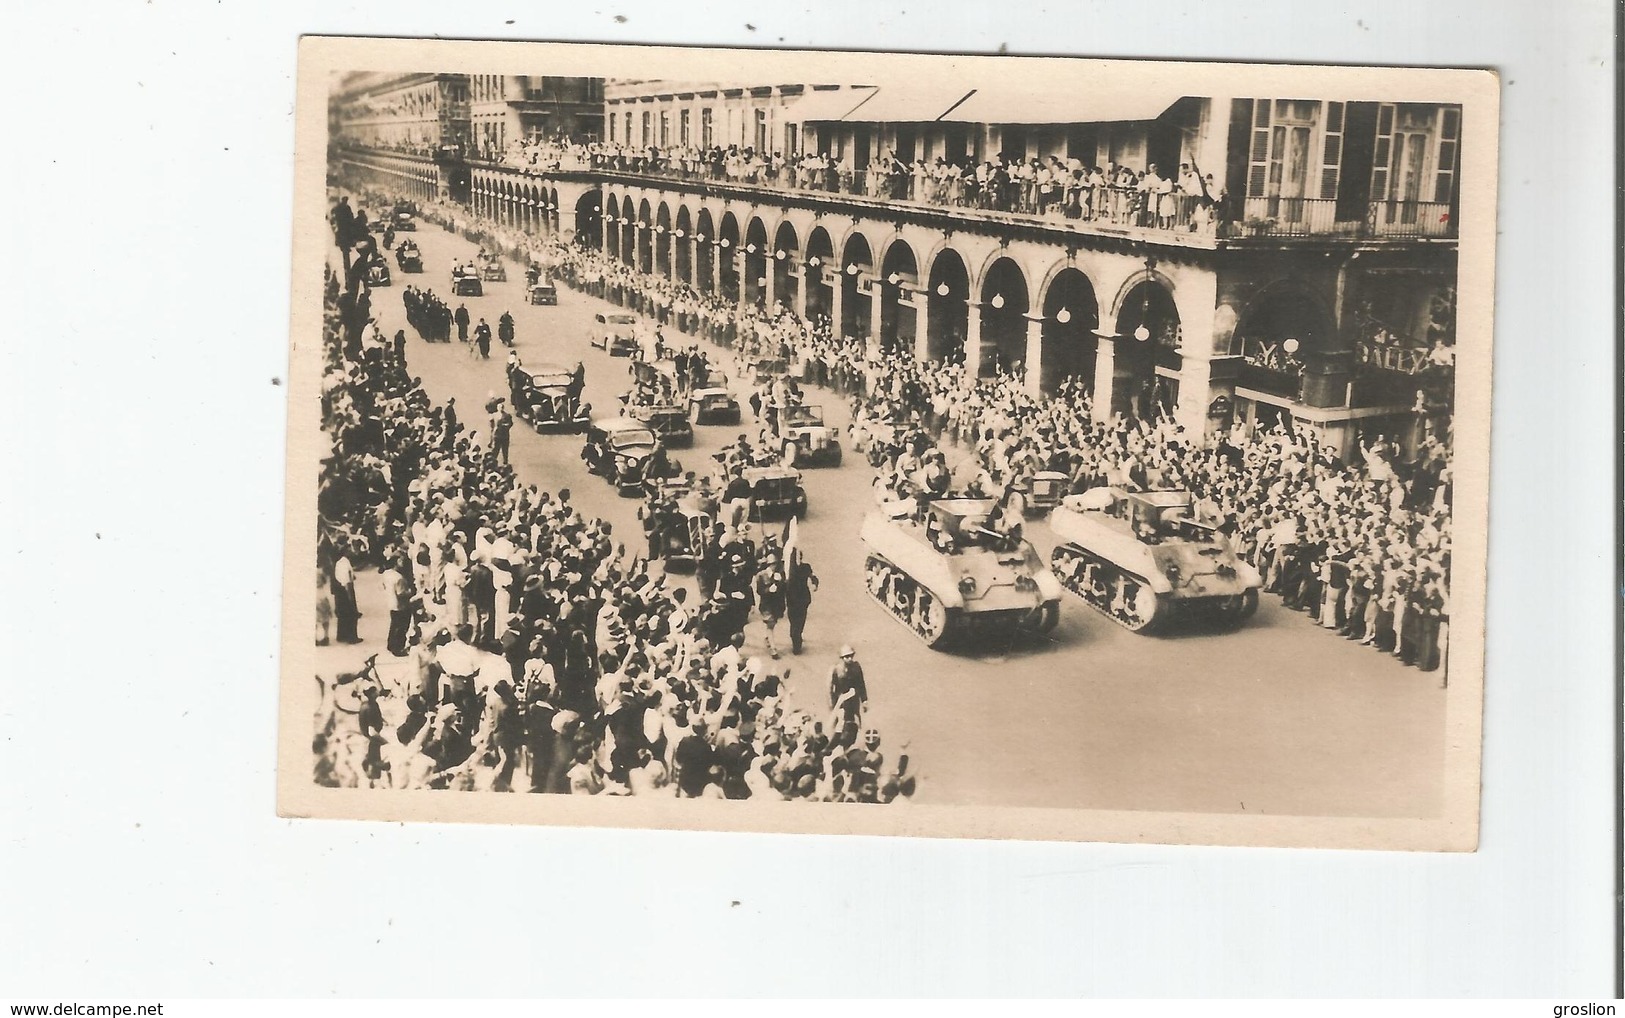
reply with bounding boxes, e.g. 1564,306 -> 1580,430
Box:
940,87 -> 1184,124
838,83 -> 977,123
785,86 -> 877,123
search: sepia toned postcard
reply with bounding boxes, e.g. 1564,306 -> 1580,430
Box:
279,34 -> 1497,850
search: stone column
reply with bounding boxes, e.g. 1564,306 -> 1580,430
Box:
964,300 -> 983,380
762,259 -> 776,311
1091,333 -> 1118,423
1023,312 -> 1046,396
867,278 -> 885,360
914,288 -> 932,363
793,266 -> 808,321
829,270 -> 845,341
710,243 -> 722,296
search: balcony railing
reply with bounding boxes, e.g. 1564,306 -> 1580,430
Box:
1224,196 -> 1455,240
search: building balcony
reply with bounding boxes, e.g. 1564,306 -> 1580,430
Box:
1223,196 -> 1456,241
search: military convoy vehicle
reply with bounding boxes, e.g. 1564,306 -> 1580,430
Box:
860,497 -> 1062,650
1047,488 -> 1261,633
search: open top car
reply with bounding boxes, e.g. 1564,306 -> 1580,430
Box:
515,363 -> 588,432
590,312 -> 640,356
527,280 -> 557,305
689,367 -> 741,425
364,254 -> 392,287
742,464 -> 808,521
625,402 -> 694,449
480,256 -> 507,283
393,210 -> 418,231
777,402 -> 842,467
394,240 -> 422,273
453,273 -> 483,297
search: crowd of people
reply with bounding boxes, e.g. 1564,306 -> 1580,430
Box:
537,238 -> 1453,674
496,136 -> 1228,234
315,201 -> 918,800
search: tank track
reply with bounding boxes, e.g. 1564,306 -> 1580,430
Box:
1050,544 -> 1164,633
863,554 -> 959,650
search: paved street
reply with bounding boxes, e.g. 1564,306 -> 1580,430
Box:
321,223 -> 1447,818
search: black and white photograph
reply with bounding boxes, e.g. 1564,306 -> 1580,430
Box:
280,36 -> 1497,849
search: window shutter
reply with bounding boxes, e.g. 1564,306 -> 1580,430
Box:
1370,103 -> 1395,201
1434,106 -> 1460,203
1246,99 -> 1271,197
1320,101 -> 1344,200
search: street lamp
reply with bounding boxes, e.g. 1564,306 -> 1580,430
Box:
1134,324 -> 1151,342
846,263 -> 859,275
745,243 -> 757,253
1283,337 -> 1301,355
990,292 -> 1006,310
807,255 -> 821,268
936,281 -> 950,296
720,238 -> 731,249
674,228 -> 685,238
775,249 -> 787,260
887,272 -> 901,285
1056,307 -> 1072,324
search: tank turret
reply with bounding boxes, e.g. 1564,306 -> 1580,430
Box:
860,497 -> 1062,650
1048,488 -> 1261,633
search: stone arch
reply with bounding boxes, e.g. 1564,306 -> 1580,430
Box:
654,202 -> 673,278
1037,266 -> 1101,395
803,225 -> 836,322
576,189 -> 603,250
637,198 -> 654,274
772,219 -> 800,315
878,237 -> 920,355
978,256 -> 1031,377
838,231 -> 875,340
694,208 -> 715,293
1113,274 -> 1182,420
743,216 -> 771,307
602,191 -> 620,259
924,246 -> 972,364
673,205 -> 693,284
717,211 -> 741,302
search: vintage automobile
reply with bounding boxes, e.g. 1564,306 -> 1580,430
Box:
625,402 -> 694,449
644,480 -> 715,572
452,272 -> 483,298
394,241 -> 423,273
776,403 -> 842,468
364,254 -> 392,287
861,497 -> 1062,650
393,209 -> 418,232
582,417 -> 662,496
688,366 -> 741,425
527,280 -> 558,305
1047,488 -> 1261,633
480,256 -> 507,283
741,464 -> 808,522
514,364 -> 588,432
749,356 -> 790,386
589,312 -> 641,356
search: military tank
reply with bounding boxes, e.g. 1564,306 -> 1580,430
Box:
1048,488 -> 1261,633
861,497 -> 1063,650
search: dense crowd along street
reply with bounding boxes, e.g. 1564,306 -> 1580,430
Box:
311,171 -> 1452,815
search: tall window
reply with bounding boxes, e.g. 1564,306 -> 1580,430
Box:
608,109 -> 616,142
680,108 -> 691,146
701,108 -> 714,148
1433,106 -> 1460,203
754,108 -> 768,153
660,110 -> 670,147
641,111 -> 652,147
